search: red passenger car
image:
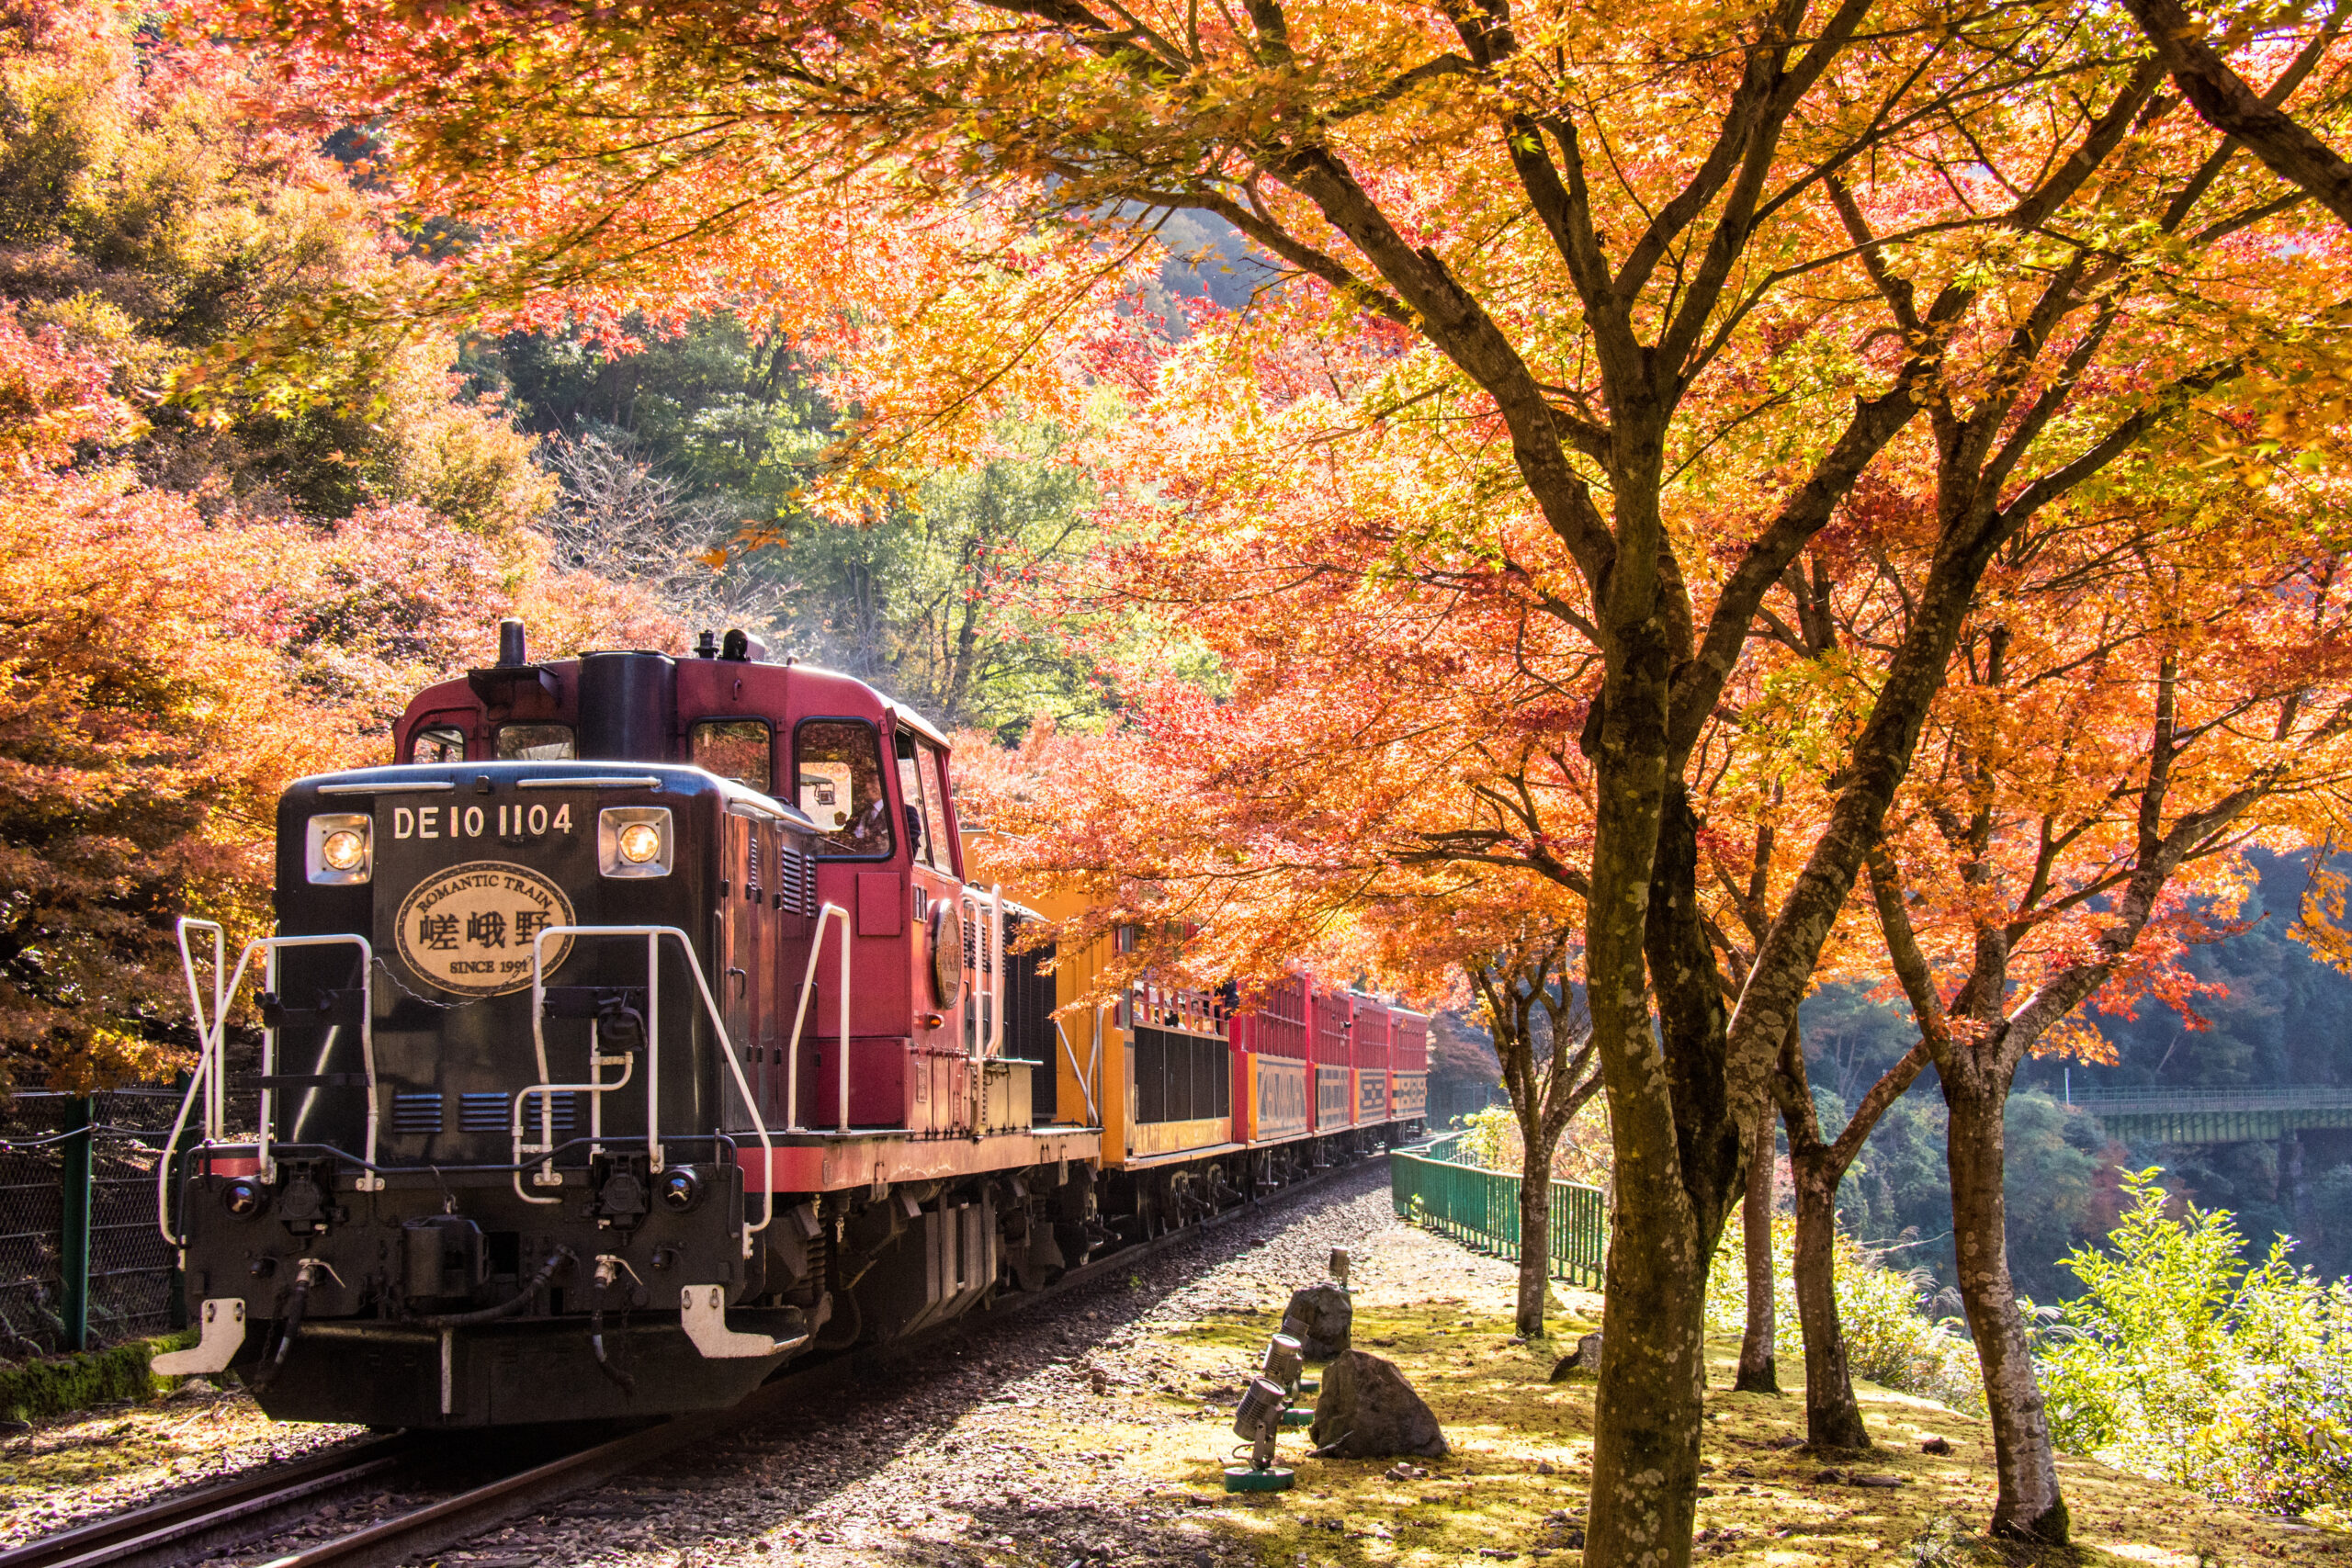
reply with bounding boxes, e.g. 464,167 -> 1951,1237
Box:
1233,976 -> 1309,1145
1350,993 -> 1393,1122
1391,1010 -> 1430,1120
1310,986 -> 1353,1132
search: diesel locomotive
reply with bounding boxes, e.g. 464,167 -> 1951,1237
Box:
153,620 -> 1427,1427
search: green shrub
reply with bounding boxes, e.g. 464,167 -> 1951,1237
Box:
1706,1213 -> 1982,1409
2041,1168 -> 2352,1518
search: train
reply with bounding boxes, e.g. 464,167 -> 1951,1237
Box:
153,620 -> 1428,1427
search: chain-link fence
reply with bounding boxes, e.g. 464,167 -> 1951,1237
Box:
0,1089 -> 184,1362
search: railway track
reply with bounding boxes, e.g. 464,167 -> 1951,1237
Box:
6,1151 -> 1389,1568
0,1437 -> 416,1568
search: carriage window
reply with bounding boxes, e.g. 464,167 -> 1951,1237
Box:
693,719 -> 772,791
496,723 -> 576,761
796,720 -> 893,858
409,723 -> 467,763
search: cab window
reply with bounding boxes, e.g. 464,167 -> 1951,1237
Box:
496,723 -> 576,761
897,730 -> 955,874
796,719 -> 893,858
894,731 -> 941,870
410,723 -> 467,763
693,719 -> 772,791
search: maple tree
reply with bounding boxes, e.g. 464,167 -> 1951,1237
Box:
1730,1100 -> 1780,1393
1362,876 -> 1601,1337
1453,924 -> 1600,1340
0,310 -> 675,1089
1854,445 -> 2352,1525
0,308 -> 332,1089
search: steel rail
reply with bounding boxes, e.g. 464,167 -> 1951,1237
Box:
0,1436 -> 414,1568
258,1150 -> 1391,1568
12,1148 -> 1392,1568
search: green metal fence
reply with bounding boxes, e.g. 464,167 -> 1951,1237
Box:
1390,1145 -> 1608,1288
0,1089 -> 184,1359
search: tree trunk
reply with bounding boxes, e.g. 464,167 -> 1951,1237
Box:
1518,1145 -> 1554,1338
1734,1111 -> 1778,1393
1588,1181 -> 1710,1567
1788,1150 -> 1871,1448
1587,774 -> 1735,1568
1945,1067 -> 2069,1542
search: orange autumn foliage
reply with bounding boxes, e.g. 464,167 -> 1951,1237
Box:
0,0 -> 685,1085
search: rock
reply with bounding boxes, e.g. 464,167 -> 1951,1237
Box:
1920,1435 -> 1951,1455
1546,1333 -> 1604,1382
1281,1283 -> 1352,1359
1307,1350 -> 1447,1459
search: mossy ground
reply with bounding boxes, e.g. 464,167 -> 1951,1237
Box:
0,1334 -> 191,1427
0,1378 -> 361,1544
1023,1228 -> 2350,1568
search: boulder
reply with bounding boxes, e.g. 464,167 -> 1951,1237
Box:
1547,1332 -> 1604,1382
1307,1349 -> 1448,1459
1280,1283 -> 1352,1359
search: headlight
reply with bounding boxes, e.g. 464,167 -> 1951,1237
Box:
305,813 -> 373,885
657,1167 -> 704,1212
598,807 -> 673,878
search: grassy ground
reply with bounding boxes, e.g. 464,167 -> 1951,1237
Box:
1074,1228 -> 2352,1568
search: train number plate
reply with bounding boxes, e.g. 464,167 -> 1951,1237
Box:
394,860 -> 577,997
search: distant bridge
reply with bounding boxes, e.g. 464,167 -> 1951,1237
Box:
2064,1085 -> 2352,1145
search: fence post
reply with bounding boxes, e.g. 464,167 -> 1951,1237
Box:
61,1095 -> 93,1353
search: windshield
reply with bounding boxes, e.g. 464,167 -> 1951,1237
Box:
797,719 -> 893,858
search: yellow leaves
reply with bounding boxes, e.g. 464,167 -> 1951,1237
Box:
2033,1014 -> 2119,1067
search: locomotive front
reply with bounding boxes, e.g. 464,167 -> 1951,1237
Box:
156,643 -> 822,1427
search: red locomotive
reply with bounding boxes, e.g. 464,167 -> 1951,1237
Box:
153,622 -> 1425,1426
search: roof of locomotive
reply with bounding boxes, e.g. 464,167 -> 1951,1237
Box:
286,758 -> 823,835
391,647 -> 955,760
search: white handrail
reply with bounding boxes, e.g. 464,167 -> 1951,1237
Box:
957,885 -> 1006,1133
523,978 -> 638,1182
1053,1015 -> 1102,1126
156,927 -> 379,1244
160,919 -> 224,1247
781,903 -> 853,1135
259,935 -> 379,1188
990,883 -> 1005,1064
526,925 -> 775,1249
513,1031 -> 636,1188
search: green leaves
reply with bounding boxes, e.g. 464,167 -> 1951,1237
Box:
2041,1167 -> 2352,1513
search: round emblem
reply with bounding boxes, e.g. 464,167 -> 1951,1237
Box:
393,861 -> 576,997
930,900 -> 964,1007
